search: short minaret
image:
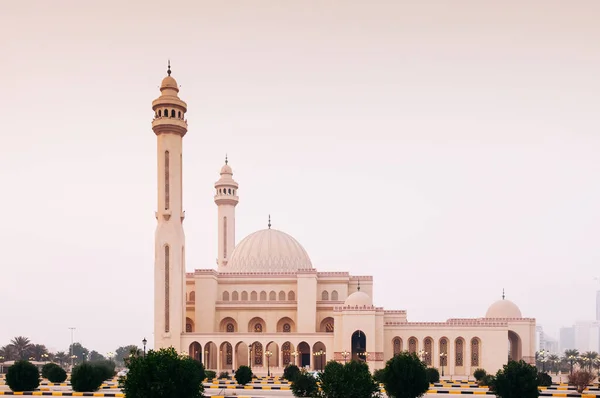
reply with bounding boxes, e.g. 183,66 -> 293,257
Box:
152,62 -> 187,351
215,156 -> 239,271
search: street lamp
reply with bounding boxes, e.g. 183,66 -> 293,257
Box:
205,350 -> 209,369
291,350 -> 299,366
319,350 -> 325,370
142,338 -> 147,357
41,353 -> 49,363
265,350 -> 273,377
418,350 -> 428,363
341,350 -> 349,364
440,353 -> 447,377
107,352 -> 114,363
248,346 -> 252,369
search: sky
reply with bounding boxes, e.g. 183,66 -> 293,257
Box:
1,0 -> 599,354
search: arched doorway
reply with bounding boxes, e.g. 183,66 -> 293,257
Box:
508,330 -> 522,361
297,341 -> 310,368
235,342 -> 248,367
220,342 -> 233,370
351,330 -> 366,362
266,341 -> 280,369
205,341 -> 218,370
282,341 -> 294,366
312,341 -> 327,371
189,342 -> 202,363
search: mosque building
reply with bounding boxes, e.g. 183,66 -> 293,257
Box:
152,65 -> 536,376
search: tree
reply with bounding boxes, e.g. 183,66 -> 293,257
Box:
547,354 -> 560,374
425,367 -> 439,383
491,360 -> 539,398
0,345 -> 16,361
115,345 -> 140,365
317,360 -> 381,398
5,360 -> 40,391
473,368 -> 487,382
71,362 -> 105,392
235,365 -> 253,385
9,336 -> 32,360
47,365 -> 67,383
284,364 -> 301,382
291,371 -> 319,397
69,343 -> 90,363
381,352 -> 429,398
42,362 -> 60,379
579,351 -> 598,372
54,351 -> 68,366
568,370 -> 595,394
121,347 -> 205,398
88,350 -> 106,362
29,344 -> 48,361
563,349 -> 579,374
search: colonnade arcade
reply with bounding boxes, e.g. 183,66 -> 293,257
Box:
188,339 -> 329,372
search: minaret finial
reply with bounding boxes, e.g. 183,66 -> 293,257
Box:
167,60 -> 171,76
502,288 -> 505,300
268,214 -> 271,229
357,279 -> 361,291
225,154 -> 228,165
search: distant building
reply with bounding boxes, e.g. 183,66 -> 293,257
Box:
573,321 -> 600,353
559,327 -> 575,353
596,290 -> 600,322
537,326 -> 558,354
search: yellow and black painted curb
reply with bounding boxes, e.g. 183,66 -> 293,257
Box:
0,393 -> 124,397
205,384 -> 291,390
423,392 -> 599,397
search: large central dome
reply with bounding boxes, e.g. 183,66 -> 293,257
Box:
227,228 -> 313,272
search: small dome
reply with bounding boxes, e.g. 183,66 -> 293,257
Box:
344,291 -> 373,307
221,164 -> 232,175
227,228 -> 313,272
161,75 -> 179,91
486,299 -> 522,318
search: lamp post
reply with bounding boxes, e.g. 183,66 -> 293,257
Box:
142,338 -> 147,357
248,346 -> 252,369
418,350 -> 428,363
41,353 -> 49,363
319,350 -> 325,370
440,353 -> 447,377
341,350 -> 349,364
205,350 -> 209,370
291,350 -> 299,366
107,352 -> 114,363
68,327 -> 76,369
265,350 -> 273,377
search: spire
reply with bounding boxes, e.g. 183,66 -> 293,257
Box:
357,279 -> 361,291
268,214 -> 271,229
502,288 -> 505,300
167,60 -> 171,76
225,154 -> 228,165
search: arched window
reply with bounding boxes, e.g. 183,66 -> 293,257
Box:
163,109 -> 168,117
241,291 -> 248,301
455,338 -> 464,367
260,291 -> 267,301
288,291 -> 295,300
226,323 -> 234,333
253,343 -> 263,365
408,337 -> 417,354
439,338 -> 448,366
283,323 -> 291,333
269,291 -> 276,300
164,245 -> 170,333
232,291 -> 239,301
186,323 -> 192,333
222,291 -> 229,301
228,188 -> 232,194
321,291 -> 329,300
171,109 -> 175,117
189,291 -> 195,302
282,342 -> 291,365
178,111 -> 181,118
471,338 -> 480,366
279,291 -> 286,301
331,290 -> 339,301
251,291 -> 258,301
424,337 -> 433,365
393,338 -> 402,355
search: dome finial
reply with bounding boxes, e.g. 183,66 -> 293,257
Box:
225,154 -> 228,165
357,279 -> 361,291
502,288 -> 505,300
268,214 -> 271,229
167,60 -> 171,76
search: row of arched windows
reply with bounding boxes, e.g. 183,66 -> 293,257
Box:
222,290 -> 296,302
216,187 -> 236,196
321,290 -> 339,301
155,108 -> 184,120
393,336 -> 481,367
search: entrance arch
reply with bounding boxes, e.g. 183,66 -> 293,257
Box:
351,330 -> 366,362
312,341 -> 327,371
220,341 -> 233,370
235,341 -> 249,367
508,330 -> 522,361
297,341 -> 310,368
189,342 -> 202,362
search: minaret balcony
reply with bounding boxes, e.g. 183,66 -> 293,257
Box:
152,117 -> 188,136
214,195 -> 239,206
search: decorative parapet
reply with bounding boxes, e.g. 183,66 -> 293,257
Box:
297,269 -> 318,275
333,305 -> 382,312
316,272 -> 350,277
349,275 -> 373,281
384,319 -> 510,327
448,317 -> 536,323
384,310 -> 407,315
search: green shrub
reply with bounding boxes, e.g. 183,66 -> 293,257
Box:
491,360 -> 539,398
537,372 -> 552,387
479,374 -> 495,387
6,360 -> 40,392
290,371 -> 318,397
90,360 -> 116,381
568,370 -> 595,394
120,347 -> 205,398
41,362 -> 61,379
71,362 -> 105,392
381,352 -> 429,398
373,368 -> 386,383
205,370 -> 217,380
47,365 -> 67,383
473,368 -> 487,381
235,365 -> 253,385
283,364 -> 300,382
426,367 -> 440,383
317,360 -> 381,398
218,371 -> 229,379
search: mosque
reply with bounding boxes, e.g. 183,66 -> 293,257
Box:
152,65 -> 536,376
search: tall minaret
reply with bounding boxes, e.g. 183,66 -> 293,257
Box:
152,62 -> 187,351
214,156 -> 239,271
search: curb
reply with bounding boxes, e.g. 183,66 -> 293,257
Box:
0,393 -> 124,397
205,385 -> 291,390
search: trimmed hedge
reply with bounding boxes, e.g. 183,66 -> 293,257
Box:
6,360 -> 40,392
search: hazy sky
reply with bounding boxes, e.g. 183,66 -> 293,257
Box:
1,0 -> 599,354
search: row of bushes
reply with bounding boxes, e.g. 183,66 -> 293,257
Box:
5,360 -> 116,392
